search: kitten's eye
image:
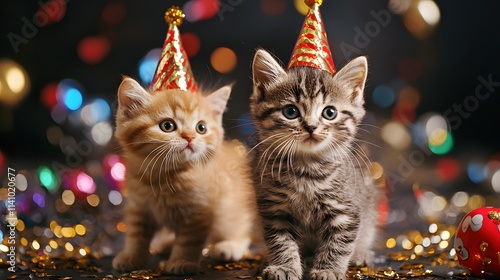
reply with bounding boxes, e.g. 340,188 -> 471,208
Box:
159,119 -> 176,132
322,106 -> 337,120
196,121 -> 207,134
282,105 -> 300,119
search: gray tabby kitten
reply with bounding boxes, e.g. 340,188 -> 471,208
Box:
250,49 -> 380,280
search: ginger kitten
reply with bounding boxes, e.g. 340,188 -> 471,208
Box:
112,77 -> 257,274
250,50 -> 380,280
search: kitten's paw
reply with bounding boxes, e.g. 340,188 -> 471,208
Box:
350,250 -> 374,266
210,240 -> 248,262
262,265 -> 300,280
112,251 -> 148,271
309,269 -> 346,280
159,259 -> 198,275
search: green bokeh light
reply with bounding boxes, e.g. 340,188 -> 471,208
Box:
38,166 -> 59,193
429,131 -> 454,155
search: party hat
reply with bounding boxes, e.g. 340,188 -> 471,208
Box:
151,6 -> 197,93
287,0 -> 336,75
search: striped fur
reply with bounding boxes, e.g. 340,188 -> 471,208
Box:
113,77 -> 258,274
250,50 -> 380,280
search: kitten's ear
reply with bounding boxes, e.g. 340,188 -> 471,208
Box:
117,77 -> 150,114
252,49 -> 286,87
207,86 -> 231,120
334,56 -> 368,106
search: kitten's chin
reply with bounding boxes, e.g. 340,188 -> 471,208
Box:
296,138 -> 330,156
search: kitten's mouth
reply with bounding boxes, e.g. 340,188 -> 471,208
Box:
182,144 -> 194,152
304,135 -> 319,143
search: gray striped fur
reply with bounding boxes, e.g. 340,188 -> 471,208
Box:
250,50 -> 381,280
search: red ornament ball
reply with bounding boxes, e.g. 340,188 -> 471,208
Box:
454,207 -> 500,277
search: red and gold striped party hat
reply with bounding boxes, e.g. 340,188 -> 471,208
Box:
287,0 -> 336,75
151,6 -> 197,93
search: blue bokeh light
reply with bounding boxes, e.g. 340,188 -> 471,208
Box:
467,162 -> 487,184
372,85 -> 395,108
138,48 -> 162,85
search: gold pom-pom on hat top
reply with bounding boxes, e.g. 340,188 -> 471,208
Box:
165,6 -> 184,26
151,6 -> 197,93
287,0 -> 335,75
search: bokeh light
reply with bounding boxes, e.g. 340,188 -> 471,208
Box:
41,83 -> 58,109
16,173 -> 28,191
417,0 -> 440,26
435,157 -> 459,182
467,162 -> 487,184
491,169 -> 500,193
91,121 -> 113,146
62,190 -> 75,206
138,48 -> 161,85
77,36 -> 111,65
261,0 -> 286,17
428,131 -> 453,155
102,1 -> 126,26
0,59 -> 30,106
398,86 -> 420,108
108,190 -> 123,206
184,0 -> 221,22
37,165 -> 60,193
210,47 -> 237,73
381,121 -> 411,150
294,0 -> 309,15
56,79 -> 84,111
36,0 -> 67,26
76,172 -> 96,194
181,33 -> 201,58
80,98 -> 111,126
372,85 -> 395,108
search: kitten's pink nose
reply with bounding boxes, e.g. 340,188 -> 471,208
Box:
304,125 -> 317,134
182,136 -> 194,143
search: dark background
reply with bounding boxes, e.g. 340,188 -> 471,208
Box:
1,0 -> 499,160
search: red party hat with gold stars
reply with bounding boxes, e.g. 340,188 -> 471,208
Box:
287,0 -> 336,75
151,6 -> 197,93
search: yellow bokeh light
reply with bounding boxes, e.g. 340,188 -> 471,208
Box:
428,223 -> 438,233
32,240 -> 40,250
414,244 -> 424,255
386,238 -> 397,249
428,128 -> 447,146
79,248 -> 87,256
402,239 -> 413,250
439,240 -> 449,249
371,162 -> 384,180
87,194 -> 100,207
294,0 -> 309,15
210,47 -> 237,74
61,227 -> 76,238
53,225 -> 63,238
440,230 -> 451,240
65,242 -> 74,252
62,190 -> 75,205
49,240 -> 58,249
75,224 -> 86,236
0,244 -> 9,252
20,237 -> 28,246
6,67 -> 25,94
16,219 -> 25,231
468,195 -> 485,209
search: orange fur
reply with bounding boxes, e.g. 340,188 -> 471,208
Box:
112,77 -> 258,274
